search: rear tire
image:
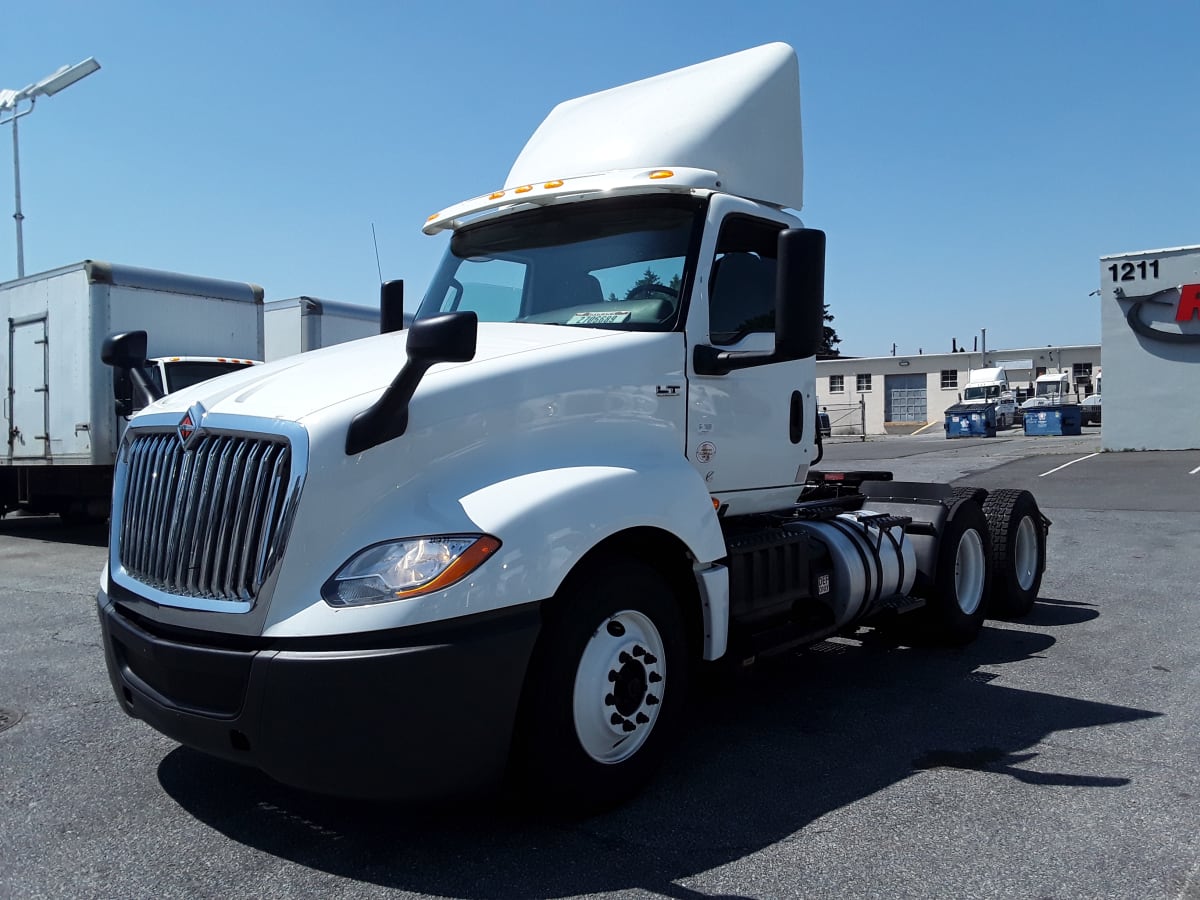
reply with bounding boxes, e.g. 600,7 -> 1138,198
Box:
513,555 -> 689,813
982,489 -> 1046,618
923,498 -> 991,645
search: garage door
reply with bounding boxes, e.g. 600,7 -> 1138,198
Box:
885,373 -> 927,422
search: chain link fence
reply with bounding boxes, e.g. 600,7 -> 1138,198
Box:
819,398 -> 866,441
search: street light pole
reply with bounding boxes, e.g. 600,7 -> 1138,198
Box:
1,58 -> 101,280
11,105 -> 27,277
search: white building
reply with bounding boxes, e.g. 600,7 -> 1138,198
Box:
1100,244 -> 1200,451
816,344 -> 1101,435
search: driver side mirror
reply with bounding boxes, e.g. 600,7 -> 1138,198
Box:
101,330 -> 164,416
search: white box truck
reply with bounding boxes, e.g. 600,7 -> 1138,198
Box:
97,44 -> 1050,810
263,296 -> 383,361
1,261 -> 262,521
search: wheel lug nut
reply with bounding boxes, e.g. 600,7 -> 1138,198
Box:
648,672 -> 662,683
618,651 -> 632,664
611,713 -> 623,725
621,720 -> 636,733
604,693 -> 615,706
607,670 -> 618,682
635,712 -> 649,724
643,653 -> 658,665
632,645 -> 645,657
645,694 -> 659,706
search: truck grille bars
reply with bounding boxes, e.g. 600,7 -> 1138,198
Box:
118,432 -> 293,604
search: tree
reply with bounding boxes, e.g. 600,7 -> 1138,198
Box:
625,268 -> 661,299
820,304 -> 841,357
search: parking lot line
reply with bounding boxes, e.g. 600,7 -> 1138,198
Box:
1039,452 -> 1100,478
1190,464 -> 1200,476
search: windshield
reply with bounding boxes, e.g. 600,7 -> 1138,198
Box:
417,196 -> 703,331
963,385 -> 1000,401
1036,380 -> 1064,398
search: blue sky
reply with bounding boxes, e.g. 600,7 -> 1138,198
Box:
3,1 -> 1197,357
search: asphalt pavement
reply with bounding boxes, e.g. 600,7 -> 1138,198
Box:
2,429 -> 1198,899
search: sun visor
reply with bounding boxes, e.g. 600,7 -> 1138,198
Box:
505,43 -> 804,212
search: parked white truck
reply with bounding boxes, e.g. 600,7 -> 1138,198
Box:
263,296 -> 384,361
0,261 -> 262,521
1021,372 -> 1077,410
960,366 -> 1017,429
97,44 -> 1049,810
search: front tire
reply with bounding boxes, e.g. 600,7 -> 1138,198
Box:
513,555 -> 689,813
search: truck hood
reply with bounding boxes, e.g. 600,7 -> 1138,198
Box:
136,322 -> 623,422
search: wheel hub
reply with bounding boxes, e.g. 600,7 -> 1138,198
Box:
611,657 -> 647,716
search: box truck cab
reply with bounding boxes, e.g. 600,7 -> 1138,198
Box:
97,44 -> 1049,810
960,367 -> 1017,429
145,356 -> 259,395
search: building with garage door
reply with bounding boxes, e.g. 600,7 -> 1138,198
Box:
816,344 -> 1101,436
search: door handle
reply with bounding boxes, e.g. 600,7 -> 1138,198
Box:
789,391 -> 804,444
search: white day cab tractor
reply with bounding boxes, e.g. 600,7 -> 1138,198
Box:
959,367 -> 1018,429
97,43 -> 1049,811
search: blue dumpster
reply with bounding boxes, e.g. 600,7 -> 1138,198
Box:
1023,405 -> 1082,436
944,403 -> 996,438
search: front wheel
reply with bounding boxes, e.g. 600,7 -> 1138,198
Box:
513,556 -> 689,812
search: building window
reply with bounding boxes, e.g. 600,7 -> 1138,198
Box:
829,374 -> 844,393
941,369 -> 958,389
856,373 -> 872,393
1072,362 -> 1093,379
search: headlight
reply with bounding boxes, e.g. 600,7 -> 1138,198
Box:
321,534 -> 501,607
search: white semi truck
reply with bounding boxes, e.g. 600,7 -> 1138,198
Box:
97,44 -> 1049,809
959,366 -> 1017,429
1,261 -> 262,521
1021,372 -> 1078,410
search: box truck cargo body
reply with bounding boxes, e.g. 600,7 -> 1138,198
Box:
1,261 -> 263,518
263,296 -> 382,361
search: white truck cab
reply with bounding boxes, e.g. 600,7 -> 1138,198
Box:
145,356 -> 259,395
960,366 -> 1017,429
1022,372 -> 1077,409
96,44 -> 1049,810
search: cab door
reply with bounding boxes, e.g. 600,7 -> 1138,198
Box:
684,196 -> 816,513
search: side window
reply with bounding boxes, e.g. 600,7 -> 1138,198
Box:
434,257 -> 526,321
708,215 -> 784,345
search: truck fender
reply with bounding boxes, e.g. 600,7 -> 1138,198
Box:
458,463 -> 729,644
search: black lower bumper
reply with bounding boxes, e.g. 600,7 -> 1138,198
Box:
97,591 -> 541,800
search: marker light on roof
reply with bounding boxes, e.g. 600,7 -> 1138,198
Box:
649,169 -> 675,179
514,185 -> 533,194
489,191 -> 505,199
543,180 -> 564,189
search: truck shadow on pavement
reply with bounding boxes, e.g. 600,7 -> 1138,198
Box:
0,514 -> 108,548
157,600 -> 1154,900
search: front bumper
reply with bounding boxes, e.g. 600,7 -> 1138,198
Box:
97,589 -> 541,800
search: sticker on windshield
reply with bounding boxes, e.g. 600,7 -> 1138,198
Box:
567,311 -> 632,325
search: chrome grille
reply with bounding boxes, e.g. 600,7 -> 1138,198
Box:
118,432 -> 294,602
